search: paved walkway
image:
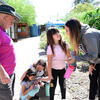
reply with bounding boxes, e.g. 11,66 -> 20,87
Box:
13,36 -> 71,100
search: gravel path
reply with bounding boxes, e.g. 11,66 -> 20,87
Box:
66,62 -> 98,100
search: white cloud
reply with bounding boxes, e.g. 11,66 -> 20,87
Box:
29,0 -> 74,24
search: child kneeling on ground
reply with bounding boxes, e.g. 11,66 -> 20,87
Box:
20,69 -> 40,100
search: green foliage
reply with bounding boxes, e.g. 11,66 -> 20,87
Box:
63,2 -> 100,29
60,29 -> 70,43
63,3 -> 95,23
5,0 -> 36,26
63,12 -> 87,23
40,32 -> 47,49
72,3 -> 95,13
84,8 -> 100,29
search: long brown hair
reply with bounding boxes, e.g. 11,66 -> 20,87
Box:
65,18 -> 81,53
47,28 -> 67,55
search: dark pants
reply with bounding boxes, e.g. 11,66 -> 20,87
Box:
50,68 -> 66,100
0,73 -> 15,100
89,64 -> 100,100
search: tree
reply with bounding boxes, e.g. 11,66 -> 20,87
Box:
72,2 -> 95,13
63,3 -> 95,22
5,0 -> 36,26
84,8 -> 100,29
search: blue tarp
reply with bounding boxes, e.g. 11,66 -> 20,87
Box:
46,20 -> 65,28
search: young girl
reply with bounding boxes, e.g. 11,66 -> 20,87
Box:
47,28 -> 70,100
21,59 -> 49,99
20,69 -> 40,100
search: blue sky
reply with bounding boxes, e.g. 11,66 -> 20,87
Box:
29,0 -> 99,24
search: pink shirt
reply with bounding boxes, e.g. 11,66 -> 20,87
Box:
0,26 -> 16,75
47,45 -> 67,70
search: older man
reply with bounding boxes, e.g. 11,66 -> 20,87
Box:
0,4 -> 21,100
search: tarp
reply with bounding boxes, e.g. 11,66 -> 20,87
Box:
46,20 -> 65,28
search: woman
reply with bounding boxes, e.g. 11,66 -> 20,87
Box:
65,18 -> 100,100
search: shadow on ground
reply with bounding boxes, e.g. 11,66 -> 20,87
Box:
77,65 -> 89,73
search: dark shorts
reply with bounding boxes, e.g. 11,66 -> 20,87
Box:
0,73 -> 15,100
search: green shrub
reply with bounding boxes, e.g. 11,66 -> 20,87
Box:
84,8 -> 100,29
40,32 -> 47,49
63,3 -> 95,24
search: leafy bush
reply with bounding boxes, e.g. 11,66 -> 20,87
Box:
40,32 -> 47,49
63,3 -> 95,23
84,8 -> 100,29
72,3 -> 95,13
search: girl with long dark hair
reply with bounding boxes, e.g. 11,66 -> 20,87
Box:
47,28 -> 70,100
20,69 -> 40,100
